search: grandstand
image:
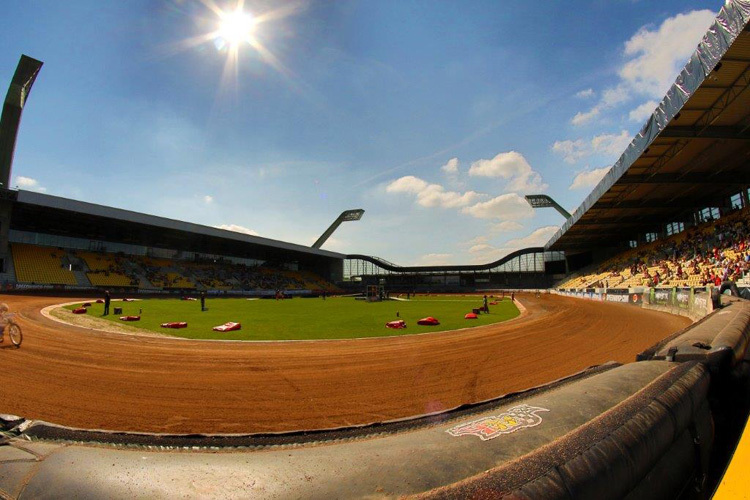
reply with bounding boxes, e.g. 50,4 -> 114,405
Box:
11,243 -> 76,286
0,191 -> 343,294
545,7 -> 750,299
558,206 -> 750,290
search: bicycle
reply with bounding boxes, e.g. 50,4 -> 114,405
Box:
0,314 -> 22,348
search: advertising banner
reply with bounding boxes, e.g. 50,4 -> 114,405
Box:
675,289 -> 690,310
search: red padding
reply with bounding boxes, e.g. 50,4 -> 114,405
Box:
386,320 -> 407,329
181,297 -> 197,301
465,313 -> 478,319
82,302 -> 92,307
95,299 -> 104,304
161,322 -> 188,329
72,307 -> 87,314
213,322 -> 241,332
119,315 -> 141,321
489,301 -> 499,305
417,317 -> 440,326
122,298 -> 135,302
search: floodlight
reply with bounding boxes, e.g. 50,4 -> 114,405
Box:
0,55 -> 43,188
525,194 -> 571,220
312,209 -> 365,249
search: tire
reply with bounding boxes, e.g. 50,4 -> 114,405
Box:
8,323 -> 22,347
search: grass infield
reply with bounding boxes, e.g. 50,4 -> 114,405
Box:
64,295 -> 520,341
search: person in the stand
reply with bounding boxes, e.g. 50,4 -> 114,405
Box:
200,291 -> 206,312
483,294 -> 489,313
103,290 -> 111,316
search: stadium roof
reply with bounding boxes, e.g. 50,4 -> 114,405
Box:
346,247 -> 547,274
547,0 -> 750,252
11,190 -> 345,261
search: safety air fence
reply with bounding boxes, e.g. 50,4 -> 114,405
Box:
556,286 -> 713,322
523,289 -> 750,499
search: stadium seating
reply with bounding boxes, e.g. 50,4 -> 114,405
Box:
559,207 -> 750,290
9,243 -> 338,293
78,251 -> 139,287
12,244 -> 77,285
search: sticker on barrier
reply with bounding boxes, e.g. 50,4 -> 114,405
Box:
446,404 -> 550,441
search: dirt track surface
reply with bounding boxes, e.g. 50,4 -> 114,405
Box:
0,294 -> 690,434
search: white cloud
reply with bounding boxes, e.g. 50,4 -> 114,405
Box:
600,84 -> 631,108
469,243 -> 494,254
465,235 -> 488,247
491,221 -> 523,233
628,100 -> 659,122
441,157 -> 459,175
503,226 -> 560,249
620,10 -> 716,97
570,108 -> 600,126
591,130 -> 631,156
467,151 -> 547,193
15,176 -> 47,193
465,226 -> 560,263
386,175 -> 483,208
551,139 -> 588,164
215,224 -> 259,236
386,175 -> 428,194
552,130 -> 631,164
203,195 -> 214,204
575,88 -> 594,99
571,9 -> 716,126
414,253 -> 453,266
461,193 -> 534,221
569,167 -> 612,190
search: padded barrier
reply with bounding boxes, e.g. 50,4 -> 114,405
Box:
72,307 -> 87,314
639,297 -> 750,375
416,362 -> 712,500
119,315 -> 140,321
161,322 -> 187,329
386,320 -> 406,329
212,322 -> 241,332
417,317 -> 440,326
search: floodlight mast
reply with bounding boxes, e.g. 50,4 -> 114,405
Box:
0,55 -> 43,188
312,209 -> 365,249
524,194 -> 572,220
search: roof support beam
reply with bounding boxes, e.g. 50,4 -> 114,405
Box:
659,125 -> 750,139
618,172 -> 750,185
593,200 -> 712,210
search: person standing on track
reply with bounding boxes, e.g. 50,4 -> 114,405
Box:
200,291 -> 206,312
103,290 -> 111,316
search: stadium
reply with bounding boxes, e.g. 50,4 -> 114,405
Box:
2,1 -> 750,498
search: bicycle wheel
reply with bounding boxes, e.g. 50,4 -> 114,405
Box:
8,323 -> 22,347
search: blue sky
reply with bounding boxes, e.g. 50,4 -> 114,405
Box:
0,0 -> 725,264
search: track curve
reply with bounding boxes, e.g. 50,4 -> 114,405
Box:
0,294 -> 690,434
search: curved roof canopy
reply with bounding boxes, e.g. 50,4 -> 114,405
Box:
547,1 -> 750,252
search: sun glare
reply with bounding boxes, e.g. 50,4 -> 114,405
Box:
218,9 -> 256,46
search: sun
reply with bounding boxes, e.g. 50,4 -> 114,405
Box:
217,8 -> 256,46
